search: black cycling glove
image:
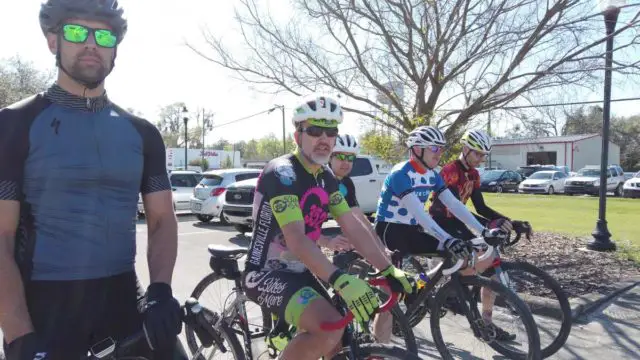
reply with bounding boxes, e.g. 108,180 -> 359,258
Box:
443,238 -> 471,262
5,332 -> 48,360
142,282 -> 183,351
512,220 -> 533,240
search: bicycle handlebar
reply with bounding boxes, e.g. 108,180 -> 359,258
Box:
319,277 -> 399,331
441,237 -> 494,276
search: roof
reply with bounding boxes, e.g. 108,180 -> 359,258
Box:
492,134 -> 598,146
203,168 -> 261,175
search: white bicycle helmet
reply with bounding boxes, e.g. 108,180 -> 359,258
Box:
333,134 -> 360,154
292,94 -> 343,127
460,129 -> 492,154
405,126 -> 446,148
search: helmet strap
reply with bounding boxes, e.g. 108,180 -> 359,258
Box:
411,147 -> 433,170
460,149 -> 472,170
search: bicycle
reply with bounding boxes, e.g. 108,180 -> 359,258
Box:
83,297 -> 241,360
184,244 -> 420,359
404,222 -> 571,358
335,237 -> 543,360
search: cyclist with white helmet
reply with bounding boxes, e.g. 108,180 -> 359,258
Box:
375,126 -> 502,258
0,1 -> 185,359
242,94 -> 414,360
429,129 -> 533,340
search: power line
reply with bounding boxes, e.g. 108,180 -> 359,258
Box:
439,96 -> 640,112
212,108 -> 276,128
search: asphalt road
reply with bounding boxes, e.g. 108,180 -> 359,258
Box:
1,214 -> 638,359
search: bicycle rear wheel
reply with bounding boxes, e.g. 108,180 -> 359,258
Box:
331,344 -> 421,360
430,275 -> 542,360
185,272 -> 265,360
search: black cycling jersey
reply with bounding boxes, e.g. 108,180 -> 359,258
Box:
245,150 -> 351,273
338,176 -> 359,208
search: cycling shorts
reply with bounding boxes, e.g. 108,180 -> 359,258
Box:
242,269 -> 332,328
375,221 -> 440,254
3,271 -> 186,360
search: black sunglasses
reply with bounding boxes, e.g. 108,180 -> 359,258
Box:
300,126 -> 339,138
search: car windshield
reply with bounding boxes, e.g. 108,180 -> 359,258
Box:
199,175 -> 223,186
482,170 -> 505,181
635,171 -> 640,178
528,172 -> 552,180
577,169 -> 600,177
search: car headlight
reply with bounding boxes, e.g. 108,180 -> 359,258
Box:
489,181 -> 497,186
592,180 -> 600,186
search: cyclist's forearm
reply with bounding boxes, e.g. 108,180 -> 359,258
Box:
353,208 -> 390,262
147,215 -> 178,285
338,211 -> 391,270
439,190 -> 484,234
400,194 -> 451,244
470,190 -> 508,221
0,239 -> 34,343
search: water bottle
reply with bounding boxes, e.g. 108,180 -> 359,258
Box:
416,273 -> 429,290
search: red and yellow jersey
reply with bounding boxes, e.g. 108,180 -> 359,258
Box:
429,160 -> 480,218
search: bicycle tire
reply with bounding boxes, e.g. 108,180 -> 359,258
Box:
185,272 -> 267,360
486,261 -> 572,358
430,275 -> 542,360
331,344 -> 422,360
342,259 -> 419,355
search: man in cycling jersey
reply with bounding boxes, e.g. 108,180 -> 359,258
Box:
429,129 -> 533,340
242,94 -> 414,360
0,1 -> 185,359
375,125 -> 501,261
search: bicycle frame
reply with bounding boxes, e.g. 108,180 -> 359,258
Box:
402,254 -> 493,341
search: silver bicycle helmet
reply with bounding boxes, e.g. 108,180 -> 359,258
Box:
333,134 -> 360,154
405,126 -> 446,148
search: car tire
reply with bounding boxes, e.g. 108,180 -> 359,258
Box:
234,224 -> 252,234
548,186 -> 554,195
614,183 -> 623,197
496,185 -> 503,193
196,214 -> 213,223
219,211 -> 230,225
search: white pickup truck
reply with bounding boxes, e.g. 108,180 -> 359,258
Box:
222,155 -> 390,234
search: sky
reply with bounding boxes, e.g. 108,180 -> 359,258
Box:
1,0 -> 639,145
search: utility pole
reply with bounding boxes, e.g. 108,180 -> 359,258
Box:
201,108 -> 205,166
269,105 -> 287,155
487,110 -> 492,168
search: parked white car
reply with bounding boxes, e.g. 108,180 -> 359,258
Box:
137,170 -> 203,216
623,171 -> 640,198
518,170 -> 567,195
190,168 -> 262,223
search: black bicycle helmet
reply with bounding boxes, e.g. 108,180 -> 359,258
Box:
39,0 -> 128,43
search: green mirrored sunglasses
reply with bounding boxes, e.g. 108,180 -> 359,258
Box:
334,153 -> 356,162
61,24 -> 118,48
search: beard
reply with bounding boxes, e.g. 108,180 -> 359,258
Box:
69,58 -> 109,87
309,153 -> 331,165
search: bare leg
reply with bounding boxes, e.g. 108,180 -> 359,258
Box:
278,298 -> 344,360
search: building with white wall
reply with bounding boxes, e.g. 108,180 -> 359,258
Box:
166,147 -> 241,170
488,134 -> 620,171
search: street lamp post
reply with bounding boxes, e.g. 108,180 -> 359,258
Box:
269,105 -> 286,155
588,0 -> 625,251
182,106 -> 189,170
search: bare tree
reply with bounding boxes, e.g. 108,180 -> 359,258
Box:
0,55 -> 54,108
187,0 -> 640,142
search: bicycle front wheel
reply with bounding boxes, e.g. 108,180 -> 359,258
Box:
430,275 -> 542,360
493,261 -> 572,358
331,344 -> 422,360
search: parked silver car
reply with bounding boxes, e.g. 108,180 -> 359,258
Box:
189,168 -> 261,223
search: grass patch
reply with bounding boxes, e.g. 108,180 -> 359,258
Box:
480,193 -> 640,261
